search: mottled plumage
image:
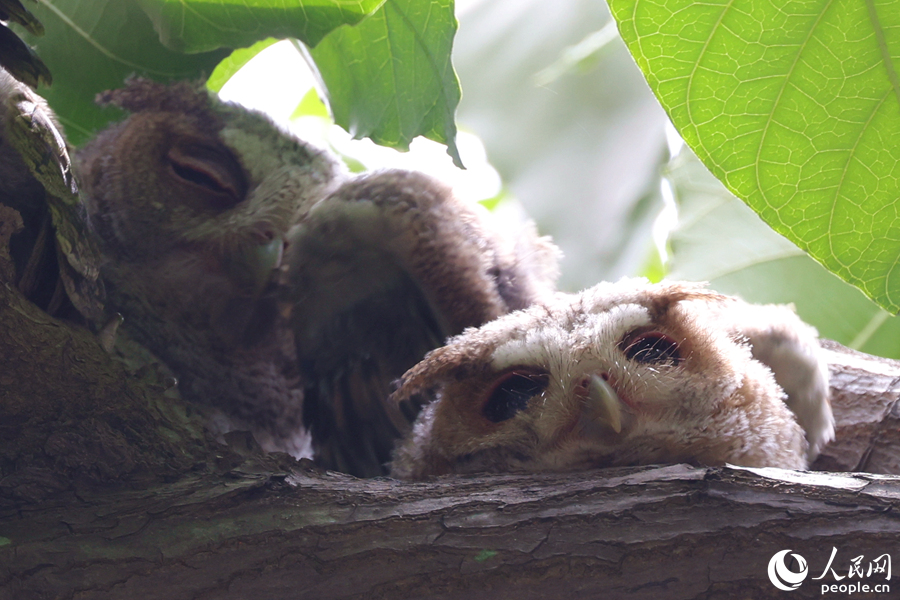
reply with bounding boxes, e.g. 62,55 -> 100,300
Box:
390,279 -> 834,479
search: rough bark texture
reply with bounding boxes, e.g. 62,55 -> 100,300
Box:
2,465 -> 900,600
813,340 -> 900,474
3,252 -> 900,598
0,262 -> 234,505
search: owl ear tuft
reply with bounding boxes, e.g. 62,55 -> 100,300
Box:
390,342 -> 492,405
645,281 -> 732,321
96,77 -> 212,117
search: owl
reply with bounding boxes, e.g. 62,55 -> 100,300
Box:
389,278 -> 834,479
75,78 -> 559,476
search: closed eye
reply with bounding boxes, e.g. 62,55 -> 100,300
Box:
167,142 -> 247,210
620,330 -> 682,365
482,369 -> 549,423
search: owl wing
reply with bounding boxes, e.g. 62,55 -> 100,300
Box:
282,169 -> 558,477
703,299 -> 834,461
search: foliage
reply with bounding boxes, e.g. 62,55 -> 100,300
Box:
13,0 -> 459,160
308,0 -> 461,165
135,0 -> 385,52
609,0 -> 900,313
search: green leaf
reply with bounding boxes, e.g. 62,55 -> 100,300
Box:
135,0 -> 386,53
666,149 -> 900,359
290,87 -> 330,120
17,1 -> 227,145
308,0 -> 462,166
609,0 -> 900,313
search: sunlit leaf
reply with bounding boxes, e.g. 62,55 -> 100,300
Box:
308,0 -> 462,166
290,87 -> 330,120
136,0 -> 385,53
610,0 -> 900,312
18,0 -> 458,159
207,38 -> 278,93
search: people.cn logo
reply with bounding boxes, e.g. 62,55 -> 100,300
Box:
768,550 -> 810,591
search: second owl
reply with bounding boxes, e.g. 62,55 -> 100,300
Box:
391,278 -> 834,479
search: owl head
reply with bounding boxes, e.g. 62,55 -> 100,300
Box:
390,279 -> 826,479
77,78 -> 343,300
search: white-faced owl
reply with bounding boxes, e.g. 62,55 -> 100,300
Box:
390,278 -> 833,479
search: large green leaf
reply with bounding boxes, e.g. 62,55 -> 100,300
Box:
17,1 -> 227,145
18,0 -> 454,158
666,149 -> 900,359
136,0 -> 385,53
309,0 -> 462,166
609,0 -> 900,312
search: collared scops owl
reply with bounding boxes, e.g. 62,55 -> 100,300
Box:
390,279 -> 833,479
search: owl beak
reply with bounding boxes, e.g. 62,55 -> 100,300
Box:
224,236 -> 285,297
585,374 -> 623,434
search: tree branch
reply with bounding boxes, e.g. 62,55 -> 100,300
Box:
813,339 -> 900,473
2,464 -> 899,599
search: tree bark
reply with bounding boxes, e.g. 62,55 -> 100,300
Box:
2,464 -> 899,600
811,339 -> 900,474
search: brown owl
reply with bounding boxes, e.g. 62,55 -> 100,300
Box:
75,79 -> 559,476
389,279 -> 833,479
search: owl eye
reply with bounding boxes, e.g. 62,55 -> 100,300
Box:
167,143 -> 247,210
482,370 -> 548,423
621,331 -> 682,365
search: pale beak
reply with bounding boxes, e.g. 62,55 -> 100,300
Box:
586,374 -> 623,434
